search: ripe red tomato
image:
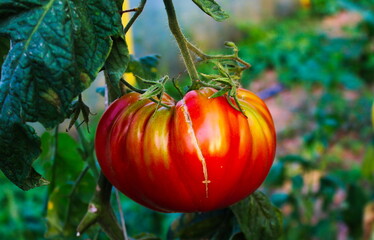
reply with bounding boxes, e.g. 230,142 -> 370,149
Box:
95,87 -> 276,212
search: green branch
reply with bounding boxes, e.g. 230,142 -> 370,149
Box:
75,122 -> 99,179
163,0 -> 200,89
77,173 -> 124,240
124,0 -> 148,34
48,126 -> 59,195
187,41 -> 251,69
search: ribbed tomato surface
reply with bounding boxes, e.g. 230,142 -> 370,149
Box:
95,87 -> 276,212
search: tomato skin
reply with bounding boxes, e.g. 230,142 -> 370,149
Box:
95,87 -> 276,212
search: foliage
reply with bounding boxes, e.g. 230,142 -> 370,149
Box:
0,0 -> 373,239
230,0 -> 374,239
191,0 -> 229,22
236,0 -> 374,90
0,0 -> 123,190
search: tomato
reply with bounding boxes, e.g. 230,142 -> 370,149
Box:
95,87 -> 276,213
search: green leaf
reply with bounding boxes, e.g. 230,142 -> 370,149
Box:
230,192 -> 283,240
0,37 -> 10,73
191,0 -> 229,22
0,121 -> 48,190
133,233 -> 161,240
0,0 -> 122,190
105,36 -> 130,99
291,175 -> 304,191
362,144 -> 374,180
0,0 -> 122,126
209,87 -> 229,98
168,209 -> 237,239
343,184 -> 368,238
45,134 -> 95,238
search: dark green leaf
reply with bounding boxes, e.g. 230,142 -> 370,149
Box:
230,232 -> 246,240
291,175 -> 304,191
191,0 -> 229,22
0,0 -> 122,126
0,0 -> 122,190
114,0 -> 124,10
168,208 -> 236,240
133,233 -> 161,240
0,37 -> 9,73
0,121 -> 48,190
343,184 -> 368,238
105,36 -> 130,99
230,192 -> 283,240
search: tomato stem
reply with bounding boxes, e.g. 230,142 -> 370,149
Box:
187,40 -> 251,69
120,78 -> 171,108
163,0 -> 200,90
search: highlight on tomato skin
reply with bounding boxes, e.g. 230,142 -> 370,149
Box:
95,87 -> 276,213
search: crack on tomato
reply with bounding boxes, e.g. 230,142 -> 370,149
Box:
180,100 -> 211,198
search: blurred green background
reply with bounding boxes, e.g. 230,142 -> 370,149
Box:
1,0 -> 373,239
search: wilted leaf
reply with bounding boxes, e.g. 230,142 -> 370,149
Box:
191,0 -> 229,22
230,191 -> 283,240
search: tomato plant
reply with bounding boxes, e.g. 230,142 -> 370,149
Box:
96,87 -> 276,212
0,0 -> 285,238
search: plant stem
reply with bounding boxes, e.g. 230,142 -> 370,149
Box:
120,78 -> 171,108
75,121 -> 99,179
77,173 -> 124,240
64,166 -> 90,228
187,41 -> 251,69
120,8 -> 138,14
77,71 -> 127,240
115,189 -> 129,240
124,0 -> 147,34
49,126 -> 59,194
163,0 -> 200,89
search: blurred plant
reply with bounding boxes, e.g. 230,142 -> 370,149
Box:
229,0 -> 374,239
